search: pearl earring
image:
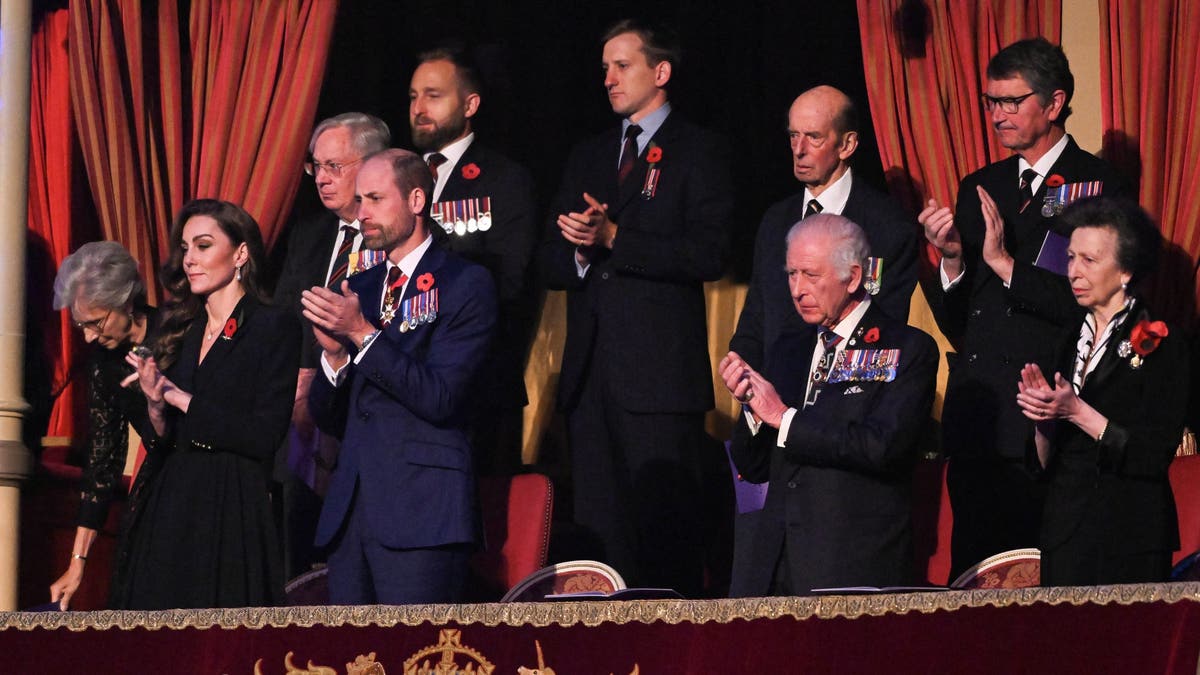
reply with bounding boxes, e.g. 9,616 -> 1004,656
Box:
236,265 -> 243,281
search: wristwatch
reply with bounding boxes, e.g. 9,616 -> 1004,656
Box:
359,329 -> 382,352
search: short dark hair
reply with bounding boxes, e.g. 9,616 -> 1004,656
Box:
416,44 -> 483,96
602,19 -> 682,68
365,148 -> 433,219
987,37 -> 1074,126
1060,196 -> 1161,290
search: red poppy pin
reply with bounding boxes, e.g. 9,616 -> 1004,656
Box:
1045,174 -> 1066,188
416,272 -> 435,292
864,327 -> 880,344
220,317 -> 238,340
1130,320 -> 1168,356
646,146 -> 663,163
461,163 -> 481,180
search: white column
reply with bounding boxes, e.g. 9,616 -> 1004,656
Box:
0,0 -> 36,612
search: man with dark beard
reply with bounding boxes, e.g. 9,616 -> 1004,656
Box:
409,46 -> 539,475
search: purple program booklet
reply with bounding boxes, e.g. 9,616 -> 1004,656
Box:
1034,230 -> 1070,276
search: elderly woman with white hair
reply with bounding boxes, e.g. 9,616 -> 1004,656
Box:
49,241 -> 159,609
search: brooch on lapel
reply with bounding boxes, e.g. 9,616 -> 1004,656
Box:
461,163 -> 481,180
1116,319 -> 1167,369
641,144 -> 663,199
1041,174 -> 1102,217
432,197 -> 493,236
397,274 -> 439,333
220,311 -> 243,341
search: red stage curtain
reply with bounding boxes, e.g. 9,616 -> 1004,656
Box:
187,0 -> 337,248
856,1 -> 1061,259
69,0 -> 185,305
1099,0 -> 1200,327
29,8 -> 81,440
69,0 -> 337,291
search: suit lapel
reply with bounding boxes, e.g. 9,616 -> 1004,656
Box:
437,142 -> 477,203
194,295 -> 258,388
611,114 -> 678,218
402,242 -> 447,303
1082,305 -> 1143,393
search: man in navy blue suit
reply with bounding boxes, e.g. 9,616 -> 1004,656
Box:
302,148 -> 497,604
540,19 -> 733,596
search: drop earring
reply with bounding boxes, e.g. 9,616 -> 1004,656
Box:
236,265 -> 243,281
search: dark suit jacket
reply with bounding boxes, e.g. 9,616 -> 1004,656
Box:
433,140 -> 539,406
1041,305 -> 1186,577
929,137 -> 1128,462
730,177 -> 919,369
274,210 -> 340,369
730,303 -> 938,595
310,240 -> 497,550
539,111 -> 733,413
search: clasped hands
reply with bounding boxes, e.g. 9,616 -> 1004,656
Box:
123,351 -> 190,430
719,352 -> 789,428
301,280 -> 374,369
557,192 -> 617,265
918,185 -> 1014,284
1015,363 -> 1080,424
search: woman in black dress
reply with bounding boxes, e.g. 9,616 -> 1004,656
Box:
121,199 -> 299,609
49,242 -> 158,609
1016,197 -> 1187,585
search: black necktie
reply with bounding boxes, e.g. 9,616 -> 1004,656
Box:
617,124 -> 642,185
427,153 -> 447,183
1018,168 -> 1039,213
804,199 -> 824,219
326,224 -> 358,287
804,329 -> 842,407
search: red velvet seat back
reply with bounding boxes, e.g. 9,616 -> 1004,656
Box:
468,473 -> 554,600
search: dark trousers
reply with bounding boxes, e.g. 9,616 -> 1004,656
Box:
326,485 -> 470,605
947,456 -> 1045,579
566,365 -> 709,597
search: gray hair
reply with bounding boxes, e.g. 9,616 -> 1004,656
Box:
785,213 -> 871,282
53,241 -> 146,311
308,112 -> 391,157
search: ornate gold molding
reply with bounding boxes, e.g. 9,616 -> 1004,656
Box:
4,583 -> 1200,632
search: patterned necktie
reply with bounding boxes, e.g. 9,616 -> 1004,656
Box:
1018,168 -> 1039,213
380,266 -> 409,326
804,199 -> 824,219
804,329 -> 843,408
617,124 -> 642,185
326,224 -> 358,288
427,153 -> 447,183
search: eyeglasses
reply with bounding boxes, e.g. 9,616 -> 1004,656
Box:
981,92 -> 1037,114
303,158 -> 362,178
73,308 -> 112,334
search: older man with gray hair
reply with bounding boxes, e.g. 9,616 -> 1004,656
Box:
721,213 -> 938,596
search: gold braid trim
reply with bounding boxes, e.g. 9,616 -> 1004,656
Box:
5,582 -> 1200,632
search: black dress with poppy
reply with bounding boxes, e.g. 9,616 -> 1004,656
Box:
1040,302 -> 1188,586
112,296 -> 299,609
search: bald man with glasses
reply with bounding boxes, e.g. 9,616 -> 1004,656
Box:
918,38 -> 1128,579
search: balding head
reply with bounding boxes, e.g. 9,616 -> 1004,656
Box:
787,86 -> 860,196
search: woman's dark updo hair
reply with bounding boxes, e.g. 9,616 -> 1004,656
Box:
156,199 -> 269,369
1060,196 -> 1161,291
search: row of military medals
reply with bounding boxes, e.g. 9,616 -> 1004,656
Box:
1042,181 -> 1103,217
381,281 -> 438,333
432,197 -> 493,237
828,347 -> 900,384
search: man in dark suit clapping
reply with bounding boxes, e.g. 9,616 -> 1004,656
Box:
540,19 -> 733,596
723,214 -> 937,595
303,149 -> 496,604
919,38 -> 1128,577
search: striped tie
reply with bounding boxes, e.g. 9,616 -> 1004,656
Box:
617,124 -> 642,185
326,225 -> 358,288
1018,168 -> 1039,214
804,199 -> 823,219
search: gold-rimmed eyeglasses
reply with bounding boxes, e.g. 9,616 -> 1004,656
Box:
981,92 -> 1037,114
303,158 -> 362,178
73,308 -> 112,334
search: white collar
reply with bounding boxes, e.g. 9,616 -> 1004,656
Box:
803,168 -> 854,216
390,233 -> 435,281
424,132 -> 475,173
829,295 -> 872,342
1018,132 -> 1071,180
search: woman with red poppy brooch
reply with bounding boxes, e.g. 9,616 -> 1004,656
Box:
1015,197 -> 1187,586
